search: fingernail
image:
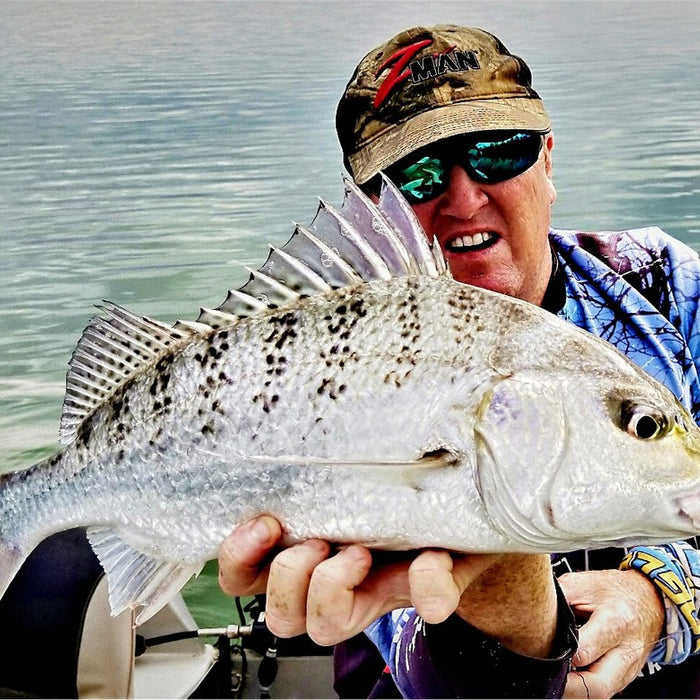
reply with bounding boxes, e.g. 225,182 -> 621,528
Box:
340,544 -> 369,563
298,539 -> 330,557
250,517 -> 273,544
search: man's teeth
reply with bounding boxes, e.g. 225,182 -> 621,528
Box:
450,232 -> 494,249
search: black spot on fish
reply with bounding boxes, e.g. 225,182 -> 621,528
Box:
350,299 -> 367,317
274,327 -> 298,350
328,318 -> 345,335
77,422 -> 92,447
155,354 -> 175,373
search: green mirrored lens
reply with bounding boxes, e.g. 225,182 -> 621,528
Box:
397,156 -> 445,201
468,133 -> 540,182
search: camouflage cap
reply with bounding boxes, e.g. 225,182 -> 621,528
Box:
336,25 -> 551,184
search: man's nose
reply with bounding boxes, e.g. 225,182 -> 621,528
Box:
440,165 -> 489,218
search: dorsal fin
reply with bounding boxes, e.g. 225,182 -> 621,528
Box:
194,174 -> 447,323
60,304 -> 193,444
60,175 -> 449,443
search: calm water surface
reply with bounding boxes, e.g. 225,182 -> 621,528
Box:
1,0 -> 698,625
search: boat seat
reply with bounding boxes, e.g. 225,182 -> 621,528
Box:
0,528 -> 134,698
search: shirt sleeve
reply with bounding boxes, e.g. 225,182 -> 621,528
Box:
621,543 -> 700,665
352,578 -> 577,699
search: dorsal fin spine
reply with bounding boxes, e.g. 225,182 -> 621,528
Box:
317,199 -> 392,281
341,176 -> 414,275
222,289 -> 270,313
268,245 -> 332,292
244,267 -> 301,301
295,224 -> 363,285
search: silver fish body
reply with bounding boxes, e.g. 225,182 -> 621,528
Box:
3,177 -> 700,623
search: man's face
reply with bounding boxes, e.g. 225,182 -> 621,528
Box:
410,134 -> 556,305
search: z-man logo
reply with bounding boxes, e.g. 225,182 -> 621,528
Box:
373,39 -> 481,109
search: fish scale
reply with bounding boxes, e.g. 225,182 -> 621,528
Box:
4,176 -> 700,625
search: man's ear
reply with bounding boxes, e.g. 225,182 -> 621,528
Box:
544,133 -> 556,205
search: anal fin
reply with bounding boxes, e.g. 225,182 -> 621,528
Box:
86,526 -> 204,626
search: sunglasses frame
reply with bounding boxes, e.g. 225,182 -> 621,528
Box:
364,130 -> 546,204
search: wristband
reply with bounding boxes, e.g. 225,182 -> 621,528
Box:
621,546 -> 700,664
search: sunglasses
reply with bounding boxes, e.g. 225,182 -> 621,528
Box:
365,131 -> 545,205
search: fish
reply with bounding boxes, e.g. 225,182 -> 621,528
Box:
3,175 -> 700,625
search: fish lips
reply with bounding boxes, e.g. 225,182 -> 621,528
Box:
675,491 -> 700,530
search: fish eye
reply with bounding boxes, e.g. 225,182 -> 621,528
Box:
623,403 -> 669,440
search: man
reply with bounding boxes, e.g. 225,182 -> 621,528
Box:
218,25 -> 700,698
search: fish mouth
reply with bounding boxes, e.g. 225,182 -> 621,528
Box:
675,492 -> 700,531
444,231 -> 498,254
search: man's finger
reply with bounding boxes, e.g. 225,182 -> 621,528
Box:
565,644 -> 646,699
571,604 -> 636,669
218,515 -> 283,596
305,545 -> 374,645
265,539 -> 331,638
408,550 -> 460,624
564,668 -> 594,699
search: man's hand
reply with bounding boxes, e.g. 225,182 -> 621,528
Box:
560,569 -> 665,698
217,516 -> 499,644
218,516 -> 557,655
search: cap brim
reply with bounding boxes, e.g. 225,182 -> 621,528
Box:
349,97 -> 551,184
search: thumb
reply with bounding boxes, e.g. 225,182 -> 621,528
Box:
409,551 -> 500,624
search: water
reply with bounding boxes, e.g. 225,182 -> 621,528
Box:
1,0 -> 698,625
